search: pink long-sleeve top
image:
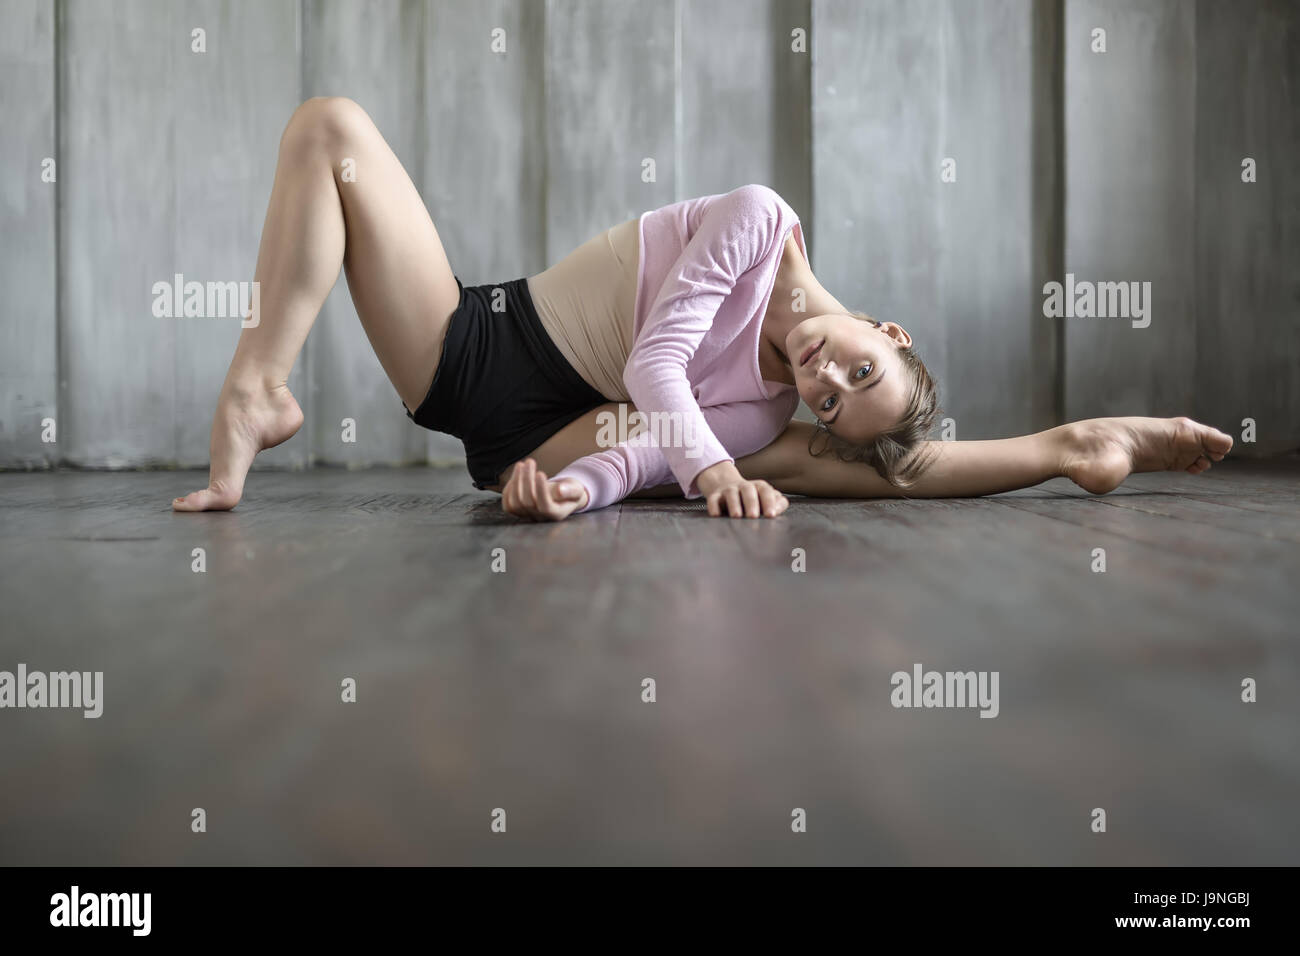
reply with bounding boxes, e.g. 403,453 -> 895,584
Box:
554,183 -> 805,512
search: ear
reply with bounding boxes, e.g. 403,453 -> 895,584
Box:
879,321 -> 913,349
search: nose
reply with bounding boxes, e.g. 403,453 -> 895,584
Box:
815,359 -> 842,386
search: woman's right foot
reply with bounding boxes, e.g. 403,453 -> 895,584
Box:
172,382 -> 304,512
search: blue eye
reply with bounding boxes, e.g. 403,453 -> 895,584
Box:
855,364 -> 873,380
820,394 -> 837,412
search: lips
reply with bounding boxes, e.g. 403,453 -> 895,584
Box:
799,338 -> 825,368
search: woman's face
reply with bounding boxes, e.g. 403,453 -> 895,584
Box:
786,313 -> 913,444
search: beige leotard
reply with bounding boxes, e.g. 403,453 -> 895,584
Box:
526,216 -> 640,402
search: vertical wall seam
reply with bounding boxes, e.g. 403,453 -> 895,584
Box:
53,0 -> 64,467
1190,0 -> 1200,425
1031,0 -> 1066,429
170,0 -> 179,466
938,0 -> 950,385
807,0 -> 816,266
1053,0 -> 1065,426
674,0 -> 683,200
413,0 -> 426,230
542,0 -> 551,267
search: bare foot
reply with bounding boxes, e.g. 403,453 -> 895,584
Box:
172,382 -> 303,511
1061,416 -> 1234,495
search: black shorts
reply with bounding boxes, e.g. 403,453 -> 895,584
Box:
403,275 -> 607,489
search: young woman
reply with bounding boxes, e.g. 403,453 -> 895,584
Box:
172,98 -> 1232,519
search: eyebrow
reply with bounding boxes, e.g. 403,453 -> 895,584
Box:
828,367 -> 886,427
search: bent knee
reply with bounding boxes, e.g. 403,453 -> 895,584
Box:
280,96 -> 374,157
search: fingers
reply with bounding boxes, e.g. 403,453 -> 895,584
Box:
759,482 -> 788,518
500,459 -> 575,521
501,469 -> 518,515
704,480 -> 788,518
533,466 -> 561,520
724,487 -> 742,519
501,459 -> 532,518
516,459 -> 538,512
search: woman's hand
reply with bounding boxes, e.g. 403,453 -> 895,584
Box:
501,458 -> 589,521
695,461 -> 789,519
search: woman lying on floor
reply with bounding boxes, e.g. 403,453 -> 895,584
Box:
172,98 -> 1233,519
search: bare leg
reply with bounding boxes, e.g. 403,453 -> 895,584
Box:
486,412 -> 1234,502
173,97 -> 459,511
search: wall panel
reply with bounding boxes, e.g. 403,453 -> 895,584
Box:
0,0 -> 57,466
1063,0 -> 1196,421
1193,0 -> 1300,454
544,0 -> 677,264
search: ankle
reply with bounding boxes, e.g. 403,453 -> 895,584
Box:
1051,422 -> 1087,477
222,375 -> 287,404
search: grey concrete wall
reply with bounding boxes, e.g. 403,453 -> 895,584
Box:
941,0 -> 1059,438
680,0 -> 811,221
59,0 -> 302,468
175,0 -> 303,467
60,0 -> 177,467
1063,0 -> 1197,422
1193,0 -> 1300,456
0,0 -> 56,466
1,0 -> 1297,468
813,0 -> 947,421
813,0 -> 1056,440
544,0 -> 678,263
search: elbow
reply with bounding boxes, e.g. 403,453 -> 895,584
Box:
733,183 -> 787,222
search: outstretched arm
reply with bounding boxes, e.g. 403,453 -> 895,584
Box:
737,417 -> 1233,498
543,398 -> 798,516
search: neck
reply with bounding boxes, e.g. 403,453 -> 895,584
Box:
760,246 -> 850,384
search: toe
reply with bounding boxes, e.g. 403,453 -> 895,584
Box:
172,491 -> 203,512
172,486 -> 237,512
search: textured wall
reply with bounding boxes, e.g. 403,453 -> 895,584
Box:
1063,0 -> 1197,422
1,0 -> 1296,468
0,0 -> 56,467
1193,0 -> 1300,455
814,0 -> 1061,441
58,0 -> 303,467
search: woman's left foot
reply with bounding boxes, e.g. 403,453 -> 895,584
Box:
1061,416 -> 1234,495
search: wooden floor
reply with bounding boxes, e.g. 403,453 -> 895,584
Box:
1,461 -> 1297,865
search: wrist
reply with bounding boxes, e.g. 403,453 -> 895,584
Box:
694,460 -> 740,496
